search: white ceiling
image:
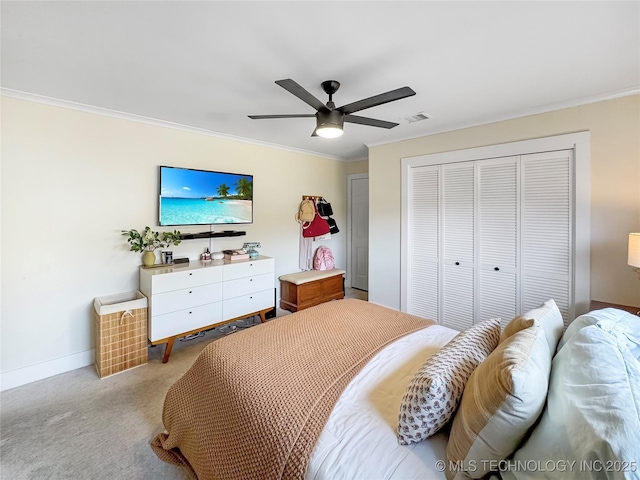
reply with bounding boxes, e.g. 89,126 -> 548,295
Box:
2,1 -> 639,161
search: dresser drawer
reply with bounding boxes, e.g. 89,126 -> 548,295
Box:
223,257 -> 275,281
152,283 -> 223,316
149,302 -> 223,342
223,273 -> 274,300
152,266 -> 222,294
223,289 -> 274,320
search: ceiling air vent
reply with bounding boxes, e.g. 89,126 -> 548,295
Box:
404,112 -> 432,123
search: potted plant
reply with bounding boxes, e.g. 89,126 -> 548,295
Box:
122,226 -> 182,266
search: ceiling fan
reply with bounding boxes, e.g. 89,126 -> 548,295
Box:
248,79 -> 416,138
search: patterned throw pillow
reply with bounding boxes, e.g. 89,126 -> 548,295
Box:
397,319 -> 501,445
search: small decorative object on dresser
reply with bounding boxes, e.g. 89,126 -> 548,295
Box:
223,249 -> 250,261
142,251 -> 156,267
122,226 -> 182,267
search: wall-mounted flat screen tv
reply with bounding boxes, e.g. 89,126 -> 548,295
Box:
159,166 -> 253,226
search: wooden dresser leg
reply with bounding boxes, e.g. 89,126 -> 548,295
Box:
259,309 -> 269,323
162,338 -> 176,363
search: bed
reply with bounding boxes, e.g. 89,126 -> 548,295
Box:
151,299 -> 640,480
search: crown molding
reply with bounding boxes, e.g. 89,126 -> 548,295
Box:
0,88 -> 346,162
366,86 -> 640,149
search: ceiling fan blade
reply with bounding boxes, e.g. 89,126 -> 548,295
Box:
344,114 -> 399,129
338,86 -> 416,115
275,79 -> 326,111
248,114 -> 316,119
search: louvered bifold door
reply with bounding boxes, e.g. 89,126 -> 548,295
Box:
441,162 -> 475,330
520,150 -> 573,325
477,157 -> 519,323
407,165 -> 440,320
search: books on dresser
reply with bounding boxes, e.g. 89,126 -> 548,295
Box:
223,249 -> 250,261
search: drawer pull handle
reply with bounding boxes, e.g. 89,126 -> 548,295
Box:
455,262 -> 460,266
189,311 -> 192,314
189,291 -> 193,294
494,267 -> 500,271
250,296 -> 253,299
189,273 -> 193,276
250,279 -> 253,282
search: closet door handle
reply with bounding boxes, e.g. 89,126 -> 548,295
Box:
455,262 -> 460,266
494,267 -> 500,271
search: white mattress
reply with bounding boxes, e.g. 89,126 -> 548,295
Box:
305,324 -> 459,480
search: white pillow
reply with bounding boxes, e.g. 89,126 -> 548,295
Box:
558,307 -> 640,359
500,299 -> 564,354
502,325 -> 640,480
446,320 -> 551,479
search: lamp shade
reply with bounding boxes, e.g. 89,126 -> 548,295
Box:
629,233 -> 640,268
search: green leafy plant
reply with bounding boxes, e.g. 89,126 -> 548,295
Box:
122,227 -> 182,252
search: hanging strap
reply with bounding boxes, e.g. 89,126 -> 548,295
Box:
120,310 -> 135,325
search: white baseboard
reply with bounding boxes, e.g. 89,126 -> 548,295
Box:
0,349 -> 95,392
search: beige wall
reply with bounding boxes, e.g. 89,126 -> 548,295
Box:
0,97 -> 347,386
369,95 -> 640,310
345,159 -> 369,176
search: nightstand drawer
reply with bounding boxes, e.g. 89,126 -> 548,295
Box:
149,302 -> 223,342
152,267 -> 222,294
223,273 -> 274,300
152,283 -> 223,316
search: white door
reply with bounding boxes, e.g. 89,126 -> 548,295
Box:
441,162 -> 475,330
477,157 -> 519,324
401,134 -> 588,328
520,150 -> 573,325
407,165 -> 440,320
349,174 -> 369,291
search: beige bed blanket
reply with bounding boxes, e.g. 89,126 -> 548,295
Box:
151,299 -> 433,480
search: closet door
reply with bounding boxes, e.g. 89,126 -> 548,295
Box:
477,157 -> 519,323
441,162 -> 475,330
406,165 -> 440,320
520,150 -> 573,325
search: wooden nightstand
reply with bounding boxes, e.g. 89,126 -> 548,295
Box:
590,300 -> 640,316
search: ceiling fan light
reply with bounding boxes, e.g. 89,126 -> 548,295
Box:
315,109 -> 344,138
316,125 -> 343,138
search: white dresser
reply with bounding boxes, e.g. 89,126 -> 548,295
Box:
139,256 -> 275,362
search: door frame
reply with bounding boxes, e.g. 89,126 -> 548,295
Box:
347,173 -> 369,289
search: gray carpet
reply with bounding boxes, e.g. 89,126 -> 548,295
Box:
0,315 -> 271,480
1,290 -> 367,480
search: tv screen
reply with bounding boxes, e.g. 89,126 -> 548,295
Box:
159,166 -> 253,226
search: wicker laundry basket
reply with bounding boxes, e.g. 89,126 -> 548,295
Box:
94,291 -> 148,378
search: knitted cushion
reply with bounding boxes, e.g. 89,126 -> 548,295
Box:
397,318 -> 501,445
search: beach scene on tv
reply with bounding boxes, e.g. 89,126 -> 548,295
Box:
159,167 -> 253,226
